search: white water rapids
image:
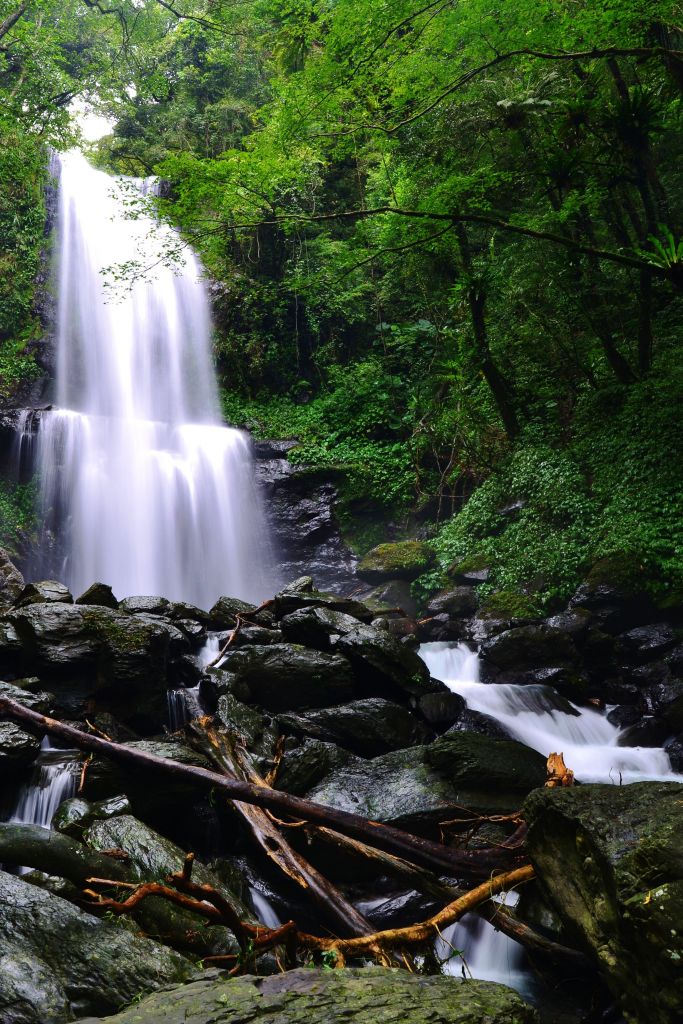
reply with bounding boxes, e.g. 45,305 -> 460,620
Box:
420,641 -> 678,783
33,151 -> 271,608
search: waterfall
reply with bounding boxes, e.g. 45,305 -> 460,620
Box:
420,642 -> 681,785
8,738 -> 78,873
32,150 -> 272,608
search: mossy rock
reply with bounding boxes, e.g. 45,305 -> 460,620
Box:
478,590 -> 539,621
357,541 -> 436,584
75,966 -> 538,1024
525,782 -> 683,1024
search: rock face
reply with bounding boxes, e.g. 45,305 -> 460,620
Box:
524,782 -> 683,1024
0,870 -> 192,1024
357,541 -> 435,583
74,967 -> 538,1024
0,547 -> 25,607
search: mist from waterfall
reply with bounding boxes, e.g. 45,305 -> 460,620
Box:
33,151 -> 272,607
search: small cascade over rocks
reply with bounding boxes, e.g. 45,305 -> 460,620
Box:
30,150 -> 273,608
421,641 -> 681,783
10,737 -> 78,832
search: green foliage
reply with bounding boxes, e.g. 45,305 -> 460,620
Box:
0,124 -> 46,398
0,479 -> 37,556
421,366 -> 683,607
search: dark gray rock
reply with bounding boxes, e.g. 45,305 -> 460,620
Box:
119,595 -> 170,615
616,624 -> 678,663
75,966 -> 538,1024
273,581 -> 373,622
646,680 -> 683,730
616,716 -> 672,747
308,732 -> 546,826
0,547 -> 25,607
525,782 -> 683,1024
74,583 -> 118,609
332,622 -> 437,699
277,698 -> 431,757
0,870 -> 192,1023
417,690 -> 466,729
664,733 -> 683,772
0,722 -> 40,765
446,708 -> 512,740
215,694 -> 278,760
365,579 -> 418,618
481,624 -> 579,672
54,794 -> 131,838
4,603 -> 171,724
221,643 -> 354,711
280,606 -> 361,648
208,596 -> 257,629
14,580 -> 73,607
606,705 -> 642,729
275,738 -> 360,796
425,587 -> 479,619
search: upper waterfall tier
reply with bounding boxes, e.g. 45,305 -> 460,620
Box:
32,151 -> 273,607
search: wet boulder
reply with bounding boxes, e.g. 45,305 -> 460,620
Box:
85,815 -> 251,956
13,580 -> 73,607
54,794 -> 131,838
208,595 -> 257,629
0,547 -> 25,607
119,595 -> 170,615
365,579 -> 418,618
616,623 -> 677,664
425,587 -> 479,619
82,738 -> 214,838
445,708 -> 512,740
75,966 -> 538,1024
277,698 -> 431,758
417,690 -> 466,730
0,722 -> 40,765
525,782 -> 683,1024
0,870 -> 192,1023
221,643 -> 354,711
275,738 -> 361,796
308,732 -> 545,826
357,540 -> 435,584
646,680 -> 683,731
481,623 -> 579,674
4,603 -> 171,725
74,583 -> 118,609
568,556 -> 653,632
273,578 -> 373,621
332,622 -> 437,700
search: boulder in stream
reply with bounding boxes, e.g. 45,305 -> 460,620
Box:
221,643 -> 355,710
277,697 -> 431,757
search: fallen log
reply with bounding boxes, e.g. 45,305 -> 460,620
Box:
0,823 -> 129,885
0,697 -> 522,878
189,717 -> 378,941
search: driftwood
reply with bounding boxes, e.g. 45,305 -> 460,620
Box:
189,716 -> 377,941
545,752 -> 575,788
0,697 -> 522,878
0,823 -> 129,884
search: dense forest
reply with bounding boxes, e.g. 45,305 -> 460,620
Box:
1,0 -> 682,611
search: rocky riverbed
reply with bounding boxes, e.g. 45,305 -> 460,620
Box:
0,555 -> 681,1024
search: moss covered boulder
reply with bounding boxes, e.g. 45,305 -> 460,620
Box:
75,967 -> 538,1024
524,782 -> 683,1024
357,541 -> 435,584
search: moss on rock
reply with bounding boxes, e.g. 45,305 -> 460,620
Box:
357,541 -> 436,584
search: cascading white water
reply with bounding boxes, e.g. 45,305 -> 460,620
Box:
436,893 -> 529,992
8,738 -> 78,872
34,150 -> 272,608
420,641 -> 680,784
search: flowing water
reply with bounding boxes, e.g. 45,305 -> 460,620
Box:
32,151 -> 272,608
419,640 -> 682,995
8,737 -> 79,872
420,642 -> 678,783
